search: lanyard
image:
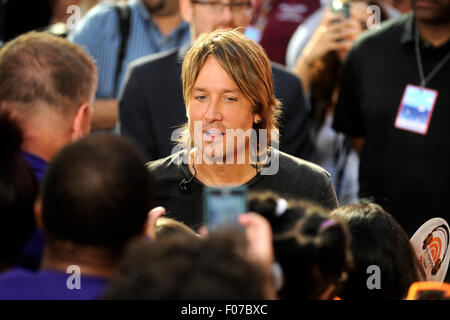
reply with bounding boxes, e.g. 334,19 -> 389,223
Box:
414,24 -> 450,87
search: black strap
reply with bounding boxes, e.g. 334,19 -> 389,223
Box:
114,3 -> 131,95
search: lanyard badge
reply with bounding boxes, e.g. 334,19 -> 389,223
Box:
395,85 -> 438,135
395,20 -> 450,135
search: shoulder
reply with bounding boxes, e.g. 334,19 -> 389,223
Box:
261,149 -> 337,208
146,150 -> 187,180
128,47 -> 180,74
277,149 -> 331,181
69,2 -> 122,41
0,268 -> 37,295
270,63 -> 304,104
352,13 -> 412,53
0,268 -> 34,283
78,2 -> 122,25
271,62 -> 302,87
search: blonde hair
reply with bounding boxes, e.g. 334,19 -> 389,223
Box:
179,29 -> 281,149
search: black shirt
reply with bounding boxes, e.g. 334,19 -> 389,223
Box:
333,13 -> 450,236
147,148 -> 338,230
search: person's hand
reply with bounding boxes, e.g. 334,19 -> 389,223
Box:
293,9 -> 364,93
198,213 -> 274,266
301,10 -> 363,64
146,206 -> 166,240
238,213 -> 274,267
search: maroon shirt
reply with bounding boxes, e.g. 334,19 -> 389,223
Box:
259,0 -> 321,65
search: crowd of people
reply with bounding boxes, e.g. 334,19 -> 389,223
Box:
0,0 -> 449,300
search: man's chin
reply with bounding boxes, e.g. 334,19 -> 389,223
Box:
416,13 -> 450,24
414,3 -> 450,24
145,0 -> 165,13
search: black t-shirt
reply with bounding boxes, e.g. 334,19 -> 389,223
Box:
333,13 -> 450,236
147,148 -> 338,230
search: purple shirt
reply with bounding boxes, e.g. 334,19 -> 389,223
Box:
16,152 -> 48,270
21,151 -> 47,183
0,268 -> 108,300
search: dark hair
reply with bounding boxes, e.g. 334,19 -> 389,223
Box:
0,31 -> 96,115
331,203 -> 424,299
103,231 -> 275,299
249,191 -> 307,234
41,134 -> 155,254
249,192 -> 353,299
0,112 -> 37,271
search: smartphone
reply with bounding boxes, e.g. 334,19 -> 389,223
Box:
330,0 -> 350,19
203,185 -> 248,232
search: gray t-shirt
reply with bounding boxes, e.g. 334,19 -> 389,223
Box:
147,148 -> 338,230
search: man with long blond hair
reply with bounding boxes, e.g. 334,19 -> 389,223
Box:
147,29 -> 337,229
118,0 -> 312,163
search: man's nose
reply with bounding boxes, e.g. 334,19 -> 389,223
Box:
204,99 -> 223,123
218,4 -> 234,26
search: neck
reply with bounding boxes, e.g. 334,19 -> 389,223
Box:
6,105 -> 70,162
152,13 -> 183,36
41,242 -> 120,278
417,18 -> 450,47
22,128 -> 67,162
190,150 -> 257,186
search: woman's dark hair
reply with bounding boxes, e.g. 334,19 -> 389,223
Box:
331,203 -> 424,299
249,192 -> 353,299
0,112 -> 37,271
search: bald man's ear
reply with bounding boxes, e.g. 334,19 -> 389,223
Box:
71,103 -> 92,142
180,0 -> 193,23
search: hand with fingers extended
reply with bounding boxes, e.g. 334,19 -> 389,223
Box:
238,212 -> 274,268
294,10 -> 363,93
199,212 -> 274,267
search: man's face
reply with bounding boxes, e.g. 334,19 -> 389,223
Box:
180,0 -> 253,39
187,56 -> 257,161
411,0 -> 450,23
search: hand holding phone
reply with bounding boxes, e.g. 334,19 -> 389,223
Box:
203,186 -> 248,231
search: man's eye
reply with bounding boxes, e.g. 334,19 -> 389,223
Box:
223,96 -> 237,103
209,2 -> 221,8
195,95 -> 207,101
233,3 -> 248,8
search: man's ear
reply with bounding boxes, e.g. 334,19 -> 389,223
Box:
253,114 -> 262,124
144,206 -> 166,240
34,196 -> 44,231
71,103 -> 92,141
180,0 -> 193,23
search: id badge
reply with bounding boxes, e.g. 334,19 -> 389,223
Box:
395,84 -> 438,135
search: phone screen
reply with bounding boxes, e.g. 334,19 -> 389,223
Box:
203,186 -> 248,231
330,0 -> 350,19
